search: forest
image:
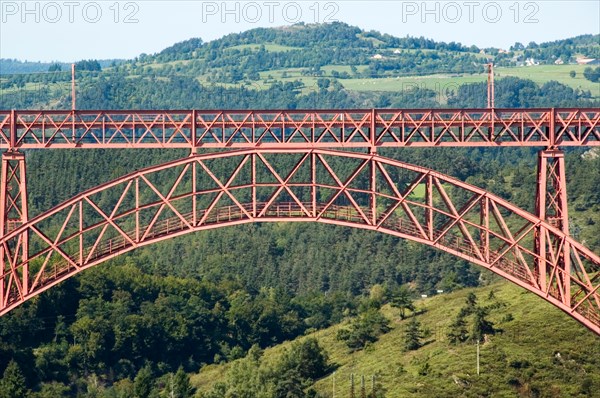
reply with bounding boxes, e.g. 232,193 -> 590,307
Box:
0,22 -> 599,397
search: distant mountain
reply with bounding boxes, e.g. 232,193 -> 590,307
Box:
526,33 -> 600,49
158,22 -> 477,57
122,22 -> 486,84
129,22 -> 599,82
507,33 -> 600,64
4,23 -> 599,70
0,58 -> 123,74
1,22 -> 597,110
0,59 -> 68,74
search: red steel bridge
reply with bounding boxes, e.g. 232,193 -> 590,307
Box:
0,108 -> 599,335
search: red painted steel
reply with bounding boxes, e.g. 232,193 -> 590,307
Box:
71,64 -> 76,111
487,63 -> 495,109
0,151 -> 29,304
535,150 -> 572,305
0,149 -> 598,335
0,108 -> 599,149
0,106 -> 599,334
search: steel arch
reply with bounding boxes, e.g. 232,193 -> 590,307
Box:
0,149 -> 598,335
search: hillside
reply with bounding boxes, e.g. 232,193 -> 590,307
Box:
0,59 -> 122,74
194,281 -> 600,397
1,23 -> 599,109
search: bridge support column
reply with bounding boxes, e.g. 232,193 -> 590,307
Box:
535,149 -> 570,305
0,151 -> 29,305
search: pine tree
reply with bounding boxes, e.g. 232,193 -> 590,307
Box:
0,360 -> 27,398
403,315 -> 423,351
390,286 -> 415,319
471,307 -> 495,342
134,364 -> 153,398
447,314 -> 469,344
173,366 -> 194,398
273,369 -> 304,398
465,292 -> 478,313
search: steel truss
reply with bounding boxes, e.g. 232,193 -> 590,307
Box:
0,108 -> 599,150
0,149 -> 598,335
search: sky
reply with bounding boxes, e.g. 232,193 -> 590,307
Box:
0,0 -> 599,62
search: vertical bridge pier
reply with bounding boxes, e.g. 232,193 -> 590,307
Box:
0,151 -> 29,305
535,149 -> 571,306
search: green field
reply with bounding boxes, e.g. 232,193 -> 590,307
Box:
496,64 -> 600,94
233,64 -> 600,100
320,64 -> 369,74
0,81 -> 69,95
340,65 -> 600,98
341,73 -> 487,94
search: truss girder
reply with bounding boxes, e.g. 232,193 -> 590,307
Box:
0,108 -> 598,150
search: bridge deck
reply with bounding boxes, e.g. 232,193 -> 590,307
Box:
1,108 -> 599,149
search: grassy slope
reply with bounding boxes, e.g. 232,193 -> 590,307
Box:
4,60 -> 599,101
192,280 -> 600,397
249,64 -> 599,98
340,65 -> 599,96
341,74 -> 486,93
496,65 -> 600,94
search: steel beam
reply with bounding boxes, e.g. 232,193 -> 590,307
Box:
0,151 -> 29,303
0,108 -> 598,149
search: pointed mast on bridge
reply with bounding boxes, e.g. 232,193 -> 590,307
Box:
487,63 -> 495,108
71,63 -> 76,111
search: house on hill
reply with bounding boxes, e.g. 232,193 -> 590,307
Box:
525,58 -> 539,66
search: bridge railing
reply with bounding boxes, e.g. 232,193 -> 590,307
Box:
35,202 -> 530,295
